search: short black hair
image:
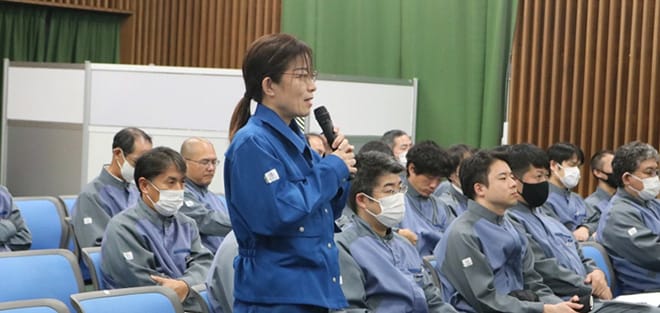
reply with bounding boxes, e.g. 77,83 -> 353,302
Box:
358,140 -> 394,157
134,147 -> 186,194
405,140 -> 452,177
547,142 -> 584,165
112,127 -> 152,155
460,149 -> 510,200
590,149 -> 614,171
381,129 -> 408,148
349,151 -> 404,212
502,143 -> 549,178
447,144 -> 477,173
612,141 -> 659,188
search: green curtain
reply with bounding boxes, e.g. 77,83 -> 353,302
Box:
282,0 -> 518,148
46,9 -> 121,63
0,3 -> 122,172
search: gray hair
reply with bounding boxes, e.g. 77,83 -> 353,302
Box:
612,141 -> 659,187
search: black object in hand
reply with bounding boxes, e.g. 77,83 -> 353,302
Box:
314,106 -> 336,149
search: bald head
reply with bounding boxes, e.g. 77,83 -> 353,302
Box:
181,137 -> 218,187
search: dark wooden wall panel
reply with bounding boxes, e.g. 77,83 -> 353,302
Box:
510,0 -> 660,196
8,0 -> 282,68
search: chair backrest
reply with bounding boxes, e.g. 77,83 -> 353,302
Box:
81,247 -> 104,290
14,196 -> 69,250
422,255 -> 442,289
58,195 -> 77,216
580,241 -> 616,288
190,284 -> 211,313
0,299 -> 70,313
0,249 -> 84,313
70,286 -> 184,313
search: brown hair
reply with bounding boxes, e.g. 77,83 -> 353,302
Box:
228,33 -> 313,141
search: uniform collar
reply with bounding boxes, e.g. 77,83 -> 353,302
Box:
100,165 -> 132,190
549,182 -> 571,196
468,200 -> 505,225
136,197 -> 176,223
351,214 -> 394,240
253,104 -> 307,154
616,187 -> 649,207
404,177 -> 427,199
185,178 -> 208,195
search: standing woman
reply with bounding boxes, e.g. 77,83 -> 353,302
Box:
224,34 -> 356,312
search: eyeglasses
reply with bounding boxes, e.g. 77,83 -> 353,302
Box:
185,158 -> 220,167
281,70 -> 318,82
381,184 -> 408,196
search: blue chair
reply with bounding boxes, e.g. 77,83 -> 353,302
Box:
0,299 -> 70,313
14,196 -> 69,250
580,241 -> 618,295
0,249 -> 84,313
70,286 -> 184,313
81,247 -> 105,290
58,195 -> 92,282
190,284 -> 211,313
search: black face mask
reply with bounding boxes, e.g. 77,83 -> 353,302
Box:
520,181 -> 549,208
600,171 -> 618,189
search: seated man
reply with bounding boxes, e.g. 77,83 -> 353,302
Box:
179,137 -> 232,253
336,151 -> 457,313
434,144 -> 476,216
585,150 -> 617,223
381,129 -> 413,166
435,150 -> 583,313
0,185 -> 31,251
597,141 -> 660,294
400,140 -> 454,256
541,142 -> 598,241
72,127 -> 152,248
101,147 -> 213,310
502,144 -> 658,312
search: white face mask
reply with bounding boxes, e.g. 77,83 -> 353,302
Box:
147,181 -> 184,216
362,192 -> 406,228
557,164 -> 581,189
629,174 -> 660,201
398,152 -> 407,167
116,151 -> 135,184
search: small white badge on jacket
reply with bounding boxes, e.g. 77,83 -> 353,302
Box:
123,251 -> 134,261
628,227 -> 637,236
264,169 -> 280,184
462,257 -> 473,268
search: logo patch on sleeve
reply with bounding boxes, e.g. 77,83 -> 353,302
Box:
462,257 -> 473,268
264,169 -> 280,184
627,227 -> 638,236
122,251 -> 134,261
83,217 -> 93,225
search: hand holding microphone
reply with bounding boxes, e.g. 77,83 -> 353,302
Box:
314,106 -> 357,175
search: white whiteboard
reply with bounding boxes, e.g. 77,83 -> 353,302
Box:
88,64 -> 417,137
310,79 -> 417,136
6,64 -> 85,124
89,64 -> 242,131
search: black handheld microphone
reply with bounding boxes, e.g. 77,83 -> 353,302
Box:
314,106 -> 337,149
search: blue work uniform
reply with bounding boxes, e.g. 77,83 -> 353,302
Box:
180,178 -> 232,253
224,104 -> 350,311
